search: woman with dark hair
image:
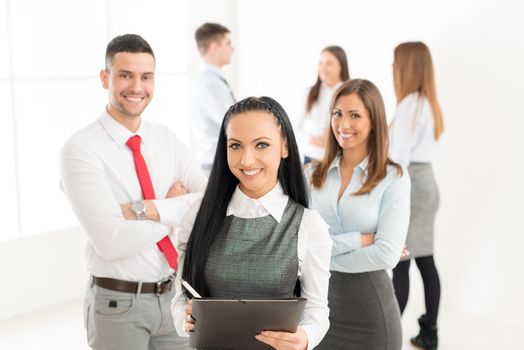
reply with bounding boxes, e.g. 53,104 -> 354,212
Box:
171,97 -> 332,349
307,79 -> 410,350
390,41 -> 444,350
298,46 -> 349,164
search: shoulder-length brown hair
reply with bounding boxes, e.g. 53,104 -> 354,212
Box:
393,41 -> 444,140
311,79 -> 402,195
306,45 -> 350,113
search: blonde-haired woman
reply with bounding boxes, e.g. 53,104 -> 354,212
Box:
390,41 -> 443,350
307,79 -> 410,349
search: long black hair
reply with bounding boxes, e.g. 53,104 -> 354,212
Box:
182,96 -> 308,297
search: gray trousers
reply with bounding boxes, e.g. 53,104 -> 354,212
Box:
84,281 -> 190,350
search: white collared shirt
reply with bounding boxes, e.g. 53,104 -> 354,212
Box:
60,112 -> 207,282
191,63 -> 236,167
171,183 -> 332,350
389,92 -> 441,167
298,82 -> 343,160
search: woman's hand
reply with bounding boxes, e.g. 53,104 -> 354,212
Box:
309,127 -> 329,147
255,326 -> 308,350
309,134 -> 324,147
401,245 -> 410,258
361,233 -> 375,247
184,299 -> 195,333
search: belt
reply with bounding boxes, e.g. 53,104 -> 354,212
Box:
92,275 -> 175,296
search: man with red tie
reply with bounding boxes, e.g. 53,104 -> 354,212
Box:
60,34 -> 206,350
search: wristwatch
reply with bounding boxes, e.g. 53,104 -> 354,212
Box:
131,201 -> 147,220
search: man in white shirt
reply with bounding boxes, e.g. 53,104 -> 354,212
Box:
60,34 -> 206,350
192,22 -> 236,174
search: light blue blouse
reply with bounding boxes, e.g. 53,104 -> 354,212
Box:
306,155 -> 411,273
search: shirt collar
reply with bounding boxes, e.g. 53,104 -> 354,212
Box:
328,153 -> 370,174
227,182 -> 288,223
99,110 -> 146,148
202,63 -> 226,80
321,81 -> 343,92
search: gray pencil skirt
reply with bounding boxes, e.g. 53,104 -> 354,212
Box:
315,270 -> 402,350
401,162 -> 440,260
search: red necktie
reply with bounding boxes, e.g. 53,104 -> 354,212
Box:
126,135 -> 178,271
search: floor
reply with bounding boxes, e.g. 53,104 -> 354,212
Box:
0,294 -> 522,349
400,297 -> 523,349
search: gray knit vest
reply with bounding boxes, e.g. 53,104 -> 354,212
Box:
204,199 -> 304,299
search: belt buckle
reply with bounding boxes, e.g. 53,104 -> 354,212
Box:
155,275 -> 175,296
155,280 -> 163,296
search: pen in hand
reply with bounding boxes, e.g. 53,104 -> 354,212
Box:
182,279 -> 202,298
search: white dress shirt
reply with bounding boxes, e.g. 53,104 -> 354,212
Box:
60,112 -> 207,282
191,63 -> 236,167
171,183 -> 332,350
298,82 -> 342,160
389,92 -> 441,167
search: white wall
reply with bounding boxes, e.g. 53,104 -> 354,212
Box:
235,0 -> 524,327
0,227 -> 88,320
188,0 -> 237,89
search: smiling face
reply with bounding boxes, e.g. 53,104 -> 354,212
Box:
100,52 -> 155,123
226,111 -> 288,199
331,93 -> 372,156
318,50 -> 342,87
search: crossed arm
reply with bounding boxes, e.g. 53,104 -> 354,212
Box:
60,140 -> 206,260
120,182 -> 189,221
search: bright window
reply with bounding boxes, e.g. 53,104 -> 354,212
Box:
1,0 -> 189,239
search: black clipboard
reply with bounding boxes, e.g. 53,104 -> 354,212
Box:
189,297 -> 306,349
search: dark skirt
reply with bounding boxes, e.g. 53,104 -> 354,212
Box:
315,270 -> 402,350
402,162 -> 440,259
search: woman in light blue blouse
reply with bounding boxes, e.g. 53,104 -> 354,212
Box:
307,79 -> 410,350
